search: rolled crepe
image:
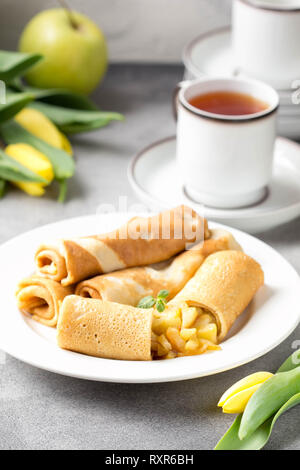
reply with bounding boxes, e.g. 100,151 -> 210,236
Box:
57,296 -> 152,361
171,251 -> 264,341
75,228 -> 242,306
35,205 -> 209,286
16,276 -> 74,327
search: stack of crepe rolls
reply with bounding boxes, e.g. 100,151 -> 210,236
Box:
57,251 -> 264,361
35,205 -> 209,286
16,277 -> 74,327
16,227 -> 234,327
75,228 -> 242,306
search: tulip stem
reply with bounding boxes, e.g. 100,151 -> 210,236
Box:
57,0 -> 79,29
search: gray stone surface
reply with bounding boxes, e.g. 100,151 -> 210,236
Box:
0,65 -> 299,450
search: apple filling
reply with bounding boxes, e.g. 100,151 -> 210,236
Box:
151,304 -> 221,360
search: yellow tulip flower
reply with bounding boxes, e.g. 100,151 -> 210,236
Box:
5,143 -> 54,196
15,108 -> 73,156
218,371 -> 274,414
60,132 -> 73,155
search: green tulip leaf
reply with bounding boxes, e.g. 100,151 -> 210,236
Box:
239,368 -> 300,440
0,148 -> 47,183
0,178 -> 6,198
0,50 -> 43,82
215,349 -> 300,450
58,179 -> 68,204
0,92 -> 34,124
29,101 -> 124,134
20,85 -> 98,110
215,394 -> 300,451
277,349 -> 300,373
0,120 -> 75,180
6,78 -> 23,92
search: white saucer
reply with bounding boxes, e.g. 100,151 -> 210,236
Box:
183,27 -> 236,81
182,27 -> 300,139
128,136 -> 300,233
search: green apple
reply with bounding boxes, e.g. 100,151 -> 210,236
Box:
19,8 -> 108,95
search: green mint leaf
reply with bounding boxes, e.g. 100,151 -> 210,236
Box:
137,296 -> 156,309
156,299 -> 166,313
157,290 -> 169,300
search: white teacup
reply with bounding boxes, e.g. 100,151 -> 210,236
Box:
233,0 -> 300,89
176,77 -> 279,209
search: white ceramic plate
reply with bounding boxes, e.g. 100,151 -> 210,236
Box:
0,213 -> 299,383
183,27 -> 300,139
129,136 -> 300,234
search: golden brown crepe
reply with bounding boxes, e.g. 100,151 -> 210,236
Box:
57,296 -> 152,361
75,228 -> 242,306
56,251 -> 263,361
35,206 -> 209,286
171,250 -> 264,341
16,276 -> 74,327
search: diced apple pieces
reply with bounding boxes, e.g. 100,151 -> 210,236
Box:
194,313 -> 213,329
201,339 -> 221,351
166,327 -> 186,352
164,351 -> 177,360
158,334 -> 172,352
197,324 -> 218,344
152,309 -> 181,335
180,328 -> 197,341
151,304 -> 220,359
181,307 -> 199,329
151,332 -> 159,351
197,340 -> 210,354
185,338 -> 200,351
157,344 -> 168,356
155,334 -> 172,356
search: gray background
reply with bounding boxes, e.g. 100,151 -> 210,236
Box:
0,0 -> 299,451
0,0 -> 231,62
0,65 -> 299,450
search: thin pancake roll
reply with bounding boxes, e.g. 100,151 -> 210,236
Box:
75,229 -> 242,306
35,205 -> 208,286
57,296 -> 152,361
56,252 -> 263,361
16,277 -> 74,327
171,251 -> 264,341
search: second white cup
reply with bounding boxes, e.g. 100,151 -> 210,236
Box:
233,0 -> 300,89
